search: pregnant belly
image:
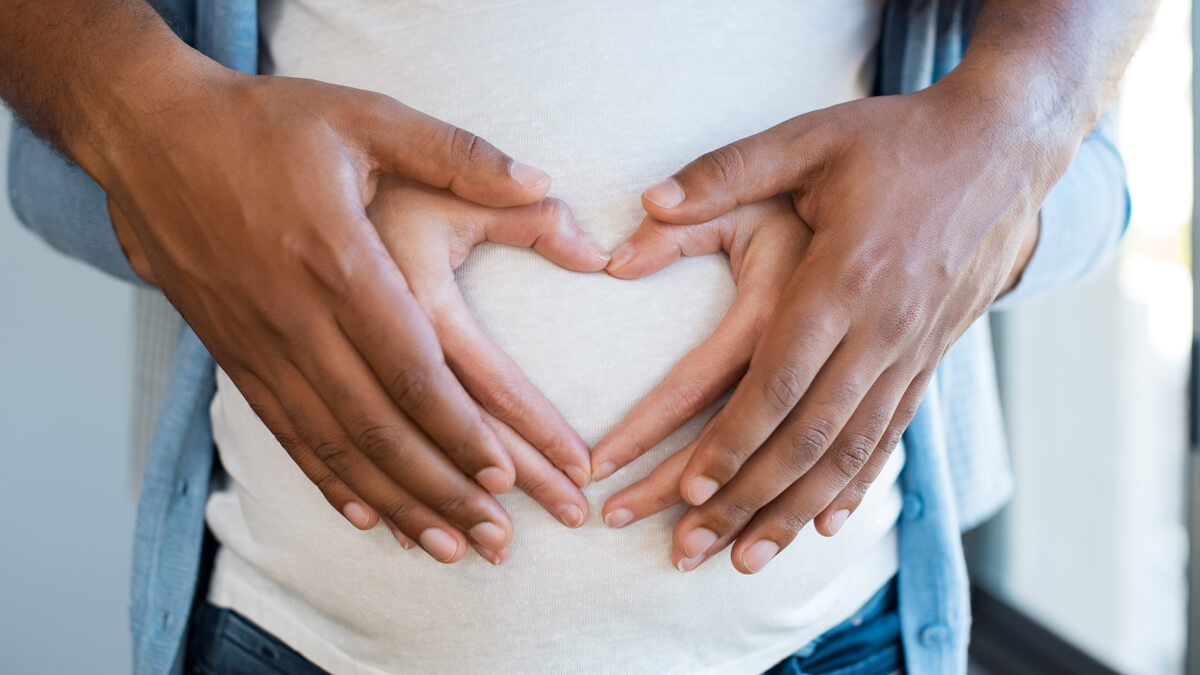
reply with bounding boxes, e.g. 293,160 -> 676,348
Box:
208,244 -> 904,673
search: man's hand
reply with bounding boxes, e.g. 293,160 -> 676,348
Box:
97,62 -> 597,564
604,80 -> 1050,574
115,174 -> 605,564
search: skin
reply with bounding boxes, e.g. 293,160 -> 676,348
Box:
0,1 -> 595,564
592,0 -> 1160,574
113,179 -> 602,564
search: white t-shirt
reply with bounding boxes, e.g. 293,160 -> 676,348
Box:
205,2 -> 903,673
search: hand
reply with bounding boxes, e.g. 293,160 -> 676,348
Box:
587,198 -> 811,550
366,177 -> 607,561
99,63 -> 595,564
616,81 -> 1045,574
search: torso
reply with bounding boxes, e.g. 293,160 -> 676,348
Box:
206,2 -> 904,673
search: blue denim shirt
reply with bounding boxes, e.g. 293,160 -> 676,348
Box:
5,1 -> 1130,673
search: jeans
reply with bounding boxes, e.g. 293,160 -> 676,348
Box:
185,576 -> 902,675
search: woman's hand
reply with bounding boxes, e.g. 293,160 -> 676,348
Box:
365,176 -> 607,562
588,197 -> 812,565
598,80 -> 1045,574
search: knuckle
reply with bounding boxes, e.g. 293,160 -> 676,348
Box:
354,424 -> 406,459
537,197 -> 570,225
480,384 -> 524,421
830,438 -> 872,481
697,144 -> 748,187
382,499 -> 418,529
448,127 -> 487,167
718,499 -> 758,527
311,467 -> 342,497
432,492 -> 469,519
389,366 -> 434,412
313,439 -> 356,477
762,364 -> 805,411
781,421 -> 834,474
774,508 -> 810,537
666,381 -> 711,421
517,469 -> 555,500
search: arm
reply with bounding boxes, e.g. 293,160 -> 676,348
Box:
594,0 -> 1154,573
0,0 -> 593,562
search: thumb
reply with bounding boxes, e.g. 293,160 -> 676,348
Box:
360,94 -> 552,208
481,198 -> 611,273
605,213 -> 731,280
641,114 -> 832,225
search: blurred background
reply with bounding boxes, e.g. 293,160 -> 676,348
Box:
967,0 -> 1194,672
0,2 -> 1195,674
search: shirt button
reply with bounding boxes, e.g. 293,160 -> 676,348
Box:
920,623 -> 949,647
178,480 -> 189,497
161,610 -> 174,630
902,493 -> 924,520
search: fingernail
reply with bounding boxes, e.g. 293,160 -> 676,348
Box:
556,503 -> 585,528
342,502 -> 371,529
829,509 -> 851,535
565,465 -> 591,489
476,544 -> 504,566
593,461 -> 617,482
469,521 -> 508,550
387,524 -> 414,550
509,161 -> 550,188
474,466 -> 512,493
604,508 -> 634,529
676,553 -> 704,572
419,528 -> 459,563
685,476 -> 720,505
742,540 -> 780,574
682,527 -> 718,558
579,232 -> 611,264
644,178 -> 685,208
607,243 -> 635,273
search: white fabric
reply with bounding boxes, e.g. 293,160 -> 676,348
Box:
206,1 -> 903,673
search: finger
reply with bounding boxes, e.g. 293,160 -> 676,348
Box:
359,93 -> 551,207
428,287 -> 593,489
601,442 -> 695,529
727,368 -> 905,564
329,234 -> 516,491
470,540 -> 511,566
483,412 -> 590,528
604,213 -> 728,279
279,330 -> 516,554
589,291 -> 759,482
676,276 -> 847,507
670,341 -> 886,570
231,370 -> 382,531
235,365 -> 474,563
640,114 -> 834,224
479,197 -> 610,271
814,370 -> 931,536
385,521 -> 417,550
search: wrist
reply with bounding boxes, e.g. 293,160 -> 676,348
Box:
928,59 -> 1089,199
67,35 -> 235,190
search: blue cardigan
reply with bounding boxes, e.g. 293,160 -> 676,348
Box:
5,1 -> 1129,673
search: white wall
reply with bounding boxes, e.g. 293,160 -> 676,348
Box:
0,110 -> 137,674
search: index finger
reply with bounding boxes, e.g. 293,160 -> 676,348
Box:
676,272 -> 847,506
329,227 -> 515,491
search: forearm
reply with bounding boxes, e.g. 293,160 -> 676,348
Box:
0,1 -> 212,183
950,0 -> 1157,153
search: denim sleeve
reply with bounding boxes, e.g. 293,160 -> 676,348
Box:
992,107 -> 1130,309
6,119 -> 147,286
